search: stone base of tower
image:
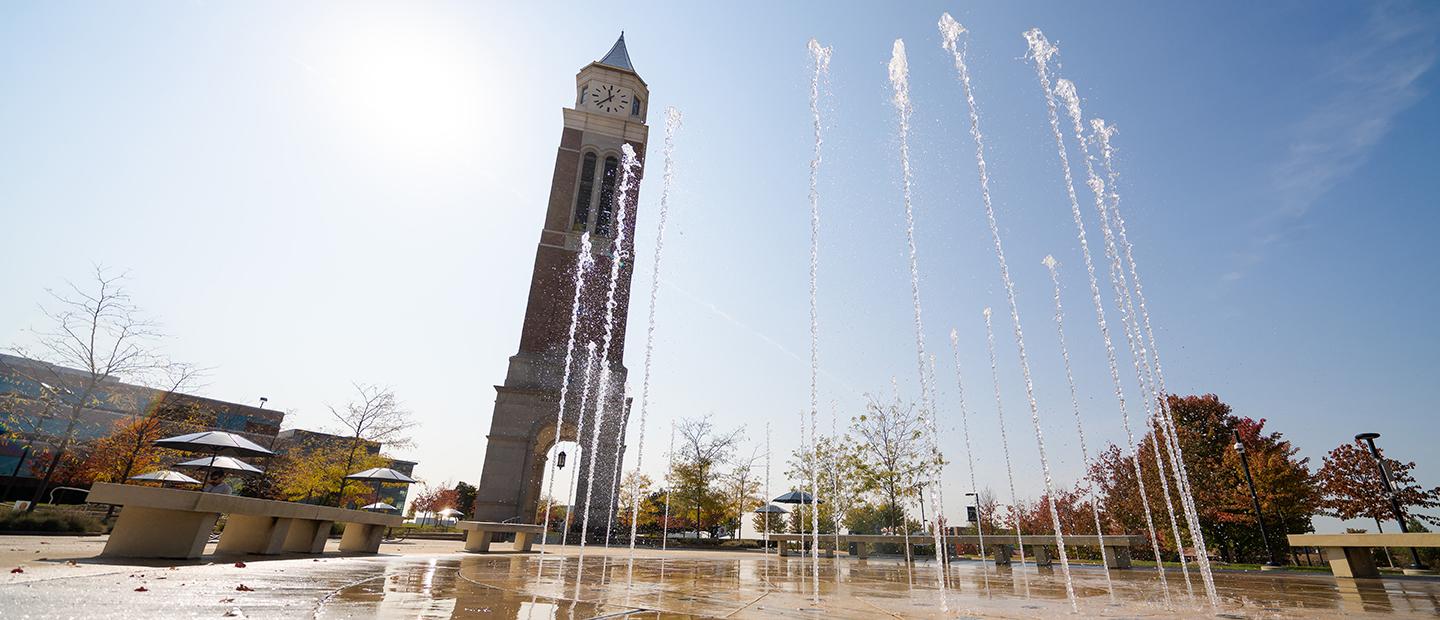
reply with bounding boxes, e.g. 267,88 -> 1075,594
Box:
473,354 -> 630,530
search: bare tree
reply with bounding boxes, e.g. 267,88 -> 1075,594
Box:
850,394 -> 928,530
329,383 -> 416,507
11,267 -> 165,510
673,414 -> 743,537
723,446 -> 764,539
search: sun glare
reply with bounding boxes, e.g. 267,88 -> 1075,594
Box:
303,15 -> 487,155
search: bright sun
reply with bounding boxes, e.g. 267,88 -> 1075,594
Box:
302,13 -> 489,155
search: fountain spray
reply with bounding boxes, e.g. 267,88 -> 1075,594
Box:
1022,27 -> 1173,605
626,106 -> 683,555
579,145 -> 640,550
948,329 -> 990,596
540,233 -> 594,561
983,308 -> 1028,573
662,421 -> 673,552
1054,79 -> 1196,601
1043,254 -> 1115,599
806,36 -> 831,604
887,38 -> 949,597
562,344 -> 600,547
936,17 -> 1075,608
1092,117 -> 1219,606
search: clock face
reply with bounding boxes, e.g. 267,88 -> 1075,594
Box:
589,83 -> 631,114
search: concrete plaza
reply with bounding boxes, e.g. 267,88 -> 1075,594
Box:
4,535 -> 1440,618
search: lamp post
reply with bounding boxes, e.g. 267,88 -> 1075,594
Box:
1233,429 -> 1280,568
917,482 -> 928,530
1355,432 -> 1427,571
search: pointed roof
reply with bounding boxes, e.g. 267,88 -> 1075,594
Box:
597,32 -> 635,72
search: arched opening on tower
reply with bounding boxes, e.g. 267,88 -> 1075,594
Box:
539,440 -> 585,512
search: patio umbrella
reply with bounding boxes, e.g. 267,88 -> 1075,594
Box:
176,455 -> 264,474
154,431 -> 274,458
777,494 -> 823,552
129,470 -> 201,488
361,502 -> 397,512
156,431 -> 274,490
755,504 -> 788,550
772,491 -> 822,505
344,468 -> 418,510
344,468 -> 417,483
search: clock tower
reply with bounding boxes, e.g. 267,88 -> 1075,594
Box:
473,34 -> 648,526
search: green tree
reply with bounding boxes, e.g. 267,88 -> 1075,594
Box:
454,481 -> 478,516
328,383 -> 416,507
668,415 -> 742,538
849,394 -> 927,531
721,448 -> 764,538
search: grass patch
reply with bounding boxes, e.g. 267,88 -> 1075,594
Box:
0,510 -> 104,533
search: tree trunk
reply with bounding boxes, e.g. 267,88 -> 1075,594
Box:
337,437 -> 361,508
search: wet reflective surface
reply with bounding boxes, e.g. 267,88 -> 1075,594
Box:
5,544 -> 1440,618
318,552 -> 1440,619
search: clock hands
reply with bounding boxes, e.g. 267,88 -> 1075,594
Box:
591,85 -> 625,111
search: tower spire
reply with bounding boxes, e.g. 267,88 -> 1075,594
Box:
598,32 -> 634,72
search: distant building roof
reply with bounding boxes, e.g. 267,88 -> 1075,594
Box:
598,32 -> 634,72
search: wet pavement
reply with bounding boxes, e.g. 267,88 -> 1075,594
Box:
4,537 -> 1440,618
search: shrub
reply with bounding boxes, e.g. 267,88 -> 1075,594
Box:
718,539 -> 759,549
0,510 -> 104,533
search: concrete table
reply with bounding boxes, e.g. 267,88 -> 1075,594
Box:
1289,532 -> 1440,578
456,521 -> 544,553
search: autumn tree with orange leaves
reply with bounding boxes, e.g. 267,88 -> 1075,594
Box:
1316,441 -> 1440,530
1086,394 -> 1320,564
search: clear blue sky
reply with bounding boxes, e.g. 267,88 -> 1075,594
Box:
2,1 -> 1437,531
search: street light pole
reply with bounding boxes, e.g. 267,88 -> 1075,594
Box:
918,483 -> 928,529
1355,433 -> 1427,571
1233,429 -> 1280,567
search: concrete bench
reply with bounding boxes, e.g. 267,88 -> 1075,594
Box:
770,533 -> 837,558
975,535 -> 1143,569
88,482 -> 400,559
769,532 -> 1143,570
456,521 -> 544,553
1288,532 -> 1440,578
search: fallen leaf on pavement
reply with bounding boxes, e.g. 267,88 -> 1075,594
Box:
235,584 -> 254,592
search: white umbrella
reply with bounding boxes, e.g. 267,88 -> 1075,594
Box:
129,470 -> 201,486
436,508 -> 463,517
175,455 -> 264,474
344,468 -> 418,483
156,431 -> 274,489
155,431 -> 274,458
362,502 -> 397,511
343,468 -> 417,510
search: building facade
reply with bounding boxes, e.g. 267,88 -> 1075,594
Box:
0,353 -> 282,500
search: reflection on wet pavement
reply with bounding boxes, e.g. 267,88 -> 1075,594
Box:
6,548 -> 1440,618
319,553 -> 1440,619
